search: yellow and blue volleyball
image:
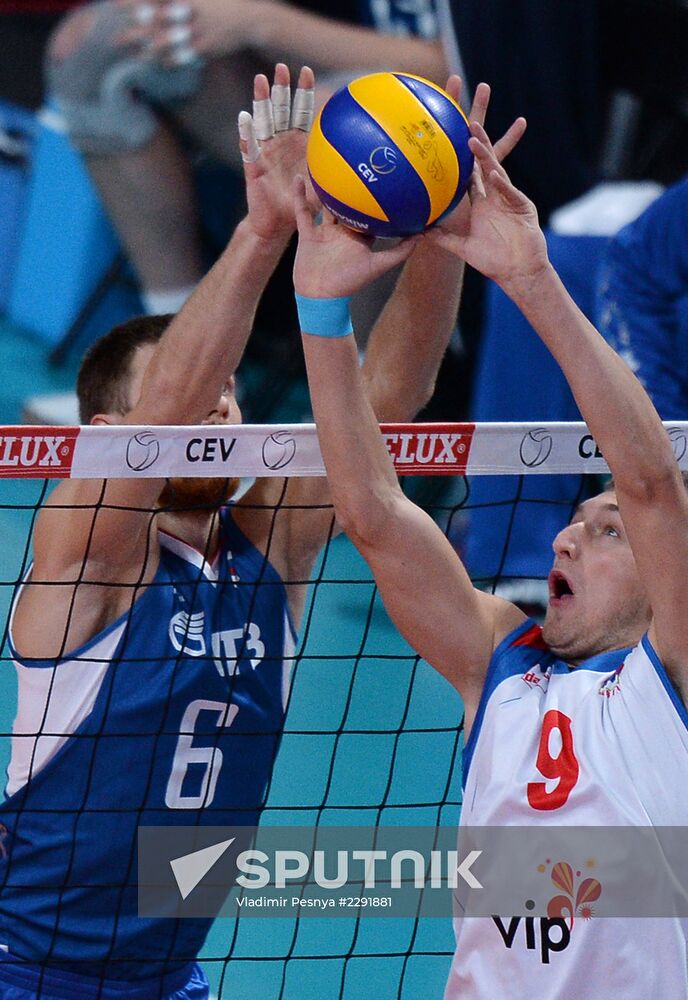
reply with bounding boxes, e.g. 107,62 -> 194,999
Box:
307,72 -> 473,238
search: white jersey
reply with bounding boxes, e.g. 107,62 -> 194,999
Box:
446,620 -> 688,999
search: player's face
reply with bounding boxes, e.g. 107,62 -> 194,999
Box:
126,344 -> 243,508
542,491 -> 652,664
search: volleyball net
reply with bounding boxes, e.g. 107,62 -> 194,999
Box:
0,419 -> 685,999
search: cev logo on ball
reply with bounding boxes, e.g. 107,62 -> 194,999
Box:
358,146 -> 398,184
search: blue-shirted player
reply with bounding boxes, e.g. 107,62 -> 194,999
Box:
0,63 -> 520,1000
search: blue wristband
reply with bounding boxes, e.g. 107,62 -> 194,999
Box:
295,293 -> 353,338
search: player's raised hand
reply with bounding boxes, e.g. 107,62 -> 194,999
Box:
426,121 -> 548,290
239,63 -> 316,244
437,79 -> 526,239
293,176 -> 419,299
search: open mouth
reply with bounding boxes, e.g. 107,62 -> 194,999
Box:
548,570 -> 574,603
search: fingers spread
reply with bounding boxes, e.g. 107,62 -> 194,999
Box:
250,64 -> 314,136
468,128 -> 508,181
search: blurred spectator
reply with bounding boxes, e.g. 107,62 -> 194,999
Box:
432,0 -> 687,612
46,0 -> 446,318
440,0 -> 688,222
441,0 -> 602,223
596,176 -> 688,419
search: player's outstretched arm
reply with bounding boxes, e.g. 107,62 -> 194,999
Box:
240,81 -> 526,632
14,64 -> 312,659
292,176 -> 525,725
432,124 -> 688,700
361,79 -> 526,422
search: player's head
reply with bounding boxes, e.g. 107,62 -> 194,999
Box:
77,315 -> 241,508
542,487 -> 652,663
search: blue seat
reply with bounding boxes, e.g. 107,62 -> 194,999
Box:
7,105 -> 142,351
0,100 -> 35,313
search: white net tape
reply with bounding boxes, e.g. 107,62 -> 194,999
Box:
0,421 -> 686,479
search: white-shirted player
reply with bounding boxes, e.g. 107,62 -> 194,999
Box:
292,122 -> 688,998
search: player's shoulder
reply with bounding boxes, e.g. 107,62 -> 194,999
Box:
478,593 -> 530,656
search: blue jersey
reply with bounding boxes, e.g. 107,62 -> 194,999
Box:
596,176 -> 688,420
0,508 -> 295,981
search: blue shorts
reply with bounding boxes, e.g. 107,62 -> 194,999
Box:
0,953 -> 209,1000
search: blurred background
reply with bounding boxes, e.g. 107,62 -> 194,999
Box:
0,1 -> 686,995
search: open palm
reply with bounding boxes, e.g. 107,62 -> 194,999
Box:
240,64 -> 315,243
430,122 -> 548,288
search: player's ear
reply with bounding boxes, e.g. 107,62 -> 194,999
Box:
90,413 -> 117,427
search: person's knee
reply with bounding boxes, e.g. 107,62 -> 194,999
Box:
46,1 -> 201,156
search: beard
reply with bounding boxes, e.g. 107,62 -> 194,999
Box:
157,476 -> 241,510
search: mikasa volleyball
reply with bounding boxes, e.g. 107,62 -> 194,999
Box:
307,72 -> 473,238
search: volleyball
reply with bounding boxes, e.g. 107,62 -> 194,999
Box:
306,72 -> 473,238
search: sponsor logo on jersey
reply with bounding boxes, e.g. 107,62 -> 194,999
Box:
381,424 -> 475,474
169,610 -> 207,657
212,622 -> 265,678
522,663 -> 552,693
492,912 -> 570,965
493,857 -> 602,962
598,663 -> 624,698
0,430 -> 78,477
226,550 -> 241,585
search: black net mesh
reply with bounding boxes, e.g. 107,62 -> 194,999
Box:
0,469 -> 587,999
